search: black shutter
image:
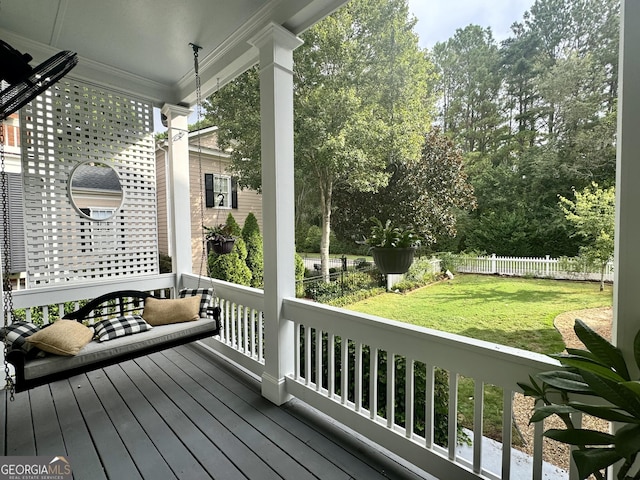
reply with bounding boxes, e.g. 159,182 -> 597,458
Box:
0,173 -> 26,273
204,173 -> 214,208
231,177 -> 238,209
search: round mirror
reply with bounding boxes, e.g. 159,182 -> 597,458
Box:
69,162 -> 124,221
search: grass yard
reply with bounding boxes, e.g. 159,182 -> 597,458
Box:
345,274 -> 613,444
346,273 -> 613,354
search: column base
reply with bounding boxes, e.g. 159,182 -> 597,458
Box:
261,372 -> 293,405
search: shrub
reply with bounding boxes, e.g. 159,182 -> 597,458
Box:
225,212 -> 242,236
295,252 -> 305,297
298,331 -> 467,447
159,253 -> 172,273
242,213 -> 264,288
326,287 -> 385,307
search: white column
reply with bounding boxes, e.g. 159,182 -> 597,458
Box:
161,104 -> 193,285
614,0 -> 640,375
250,23 -> 303,405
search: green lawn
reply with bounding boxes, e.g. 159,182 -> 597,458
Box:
345,274 -> 613,442
346,274 -> 613,354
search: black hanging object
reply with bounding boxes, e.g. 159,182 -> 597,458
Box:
0,40 -> 78,120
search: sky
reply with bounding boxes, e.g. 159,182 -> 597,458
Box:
154,1 -> 538,131
406,0 -> 536,49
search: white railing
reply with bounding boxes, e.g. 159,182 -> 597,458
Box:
453,254 -> 614,282
8,273 -> 579,480
183,273 -> 266,378
11,274 -> 177,325
283,298 -> 569,480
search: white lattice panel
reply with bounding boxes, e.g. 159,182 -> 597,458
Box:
19,79 -> 158,286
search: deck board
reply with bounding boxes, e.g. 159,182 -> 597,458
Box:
85,368 -> 177,480
169,346 -> 364,480
70,373 -> 143,480
155,349 -> 349,480
6,389 -> 35,456
29,384 -> 66,456
142,352 -> 298,480
101,363 -> 211,479
118,358 -> 246,479
1,344 -> 431,480
49,380 -> 107,480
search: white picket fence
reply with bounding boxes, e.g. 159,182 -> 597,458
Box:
452,254 -> 614,282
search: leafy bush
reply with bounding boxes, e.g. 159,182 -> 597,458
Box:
299,331 -> 467,447
159,253 -> 172,273
14,301 -> 85,326
366,217 -> 421,248
519,320 -> 640,480
326,287 -> 385,307
295,252 -> 305,297
242,213 -> 264,288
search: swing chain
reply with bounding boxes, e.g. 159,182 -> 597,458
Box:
1,122 -> 16,401
191,44 -> 207,290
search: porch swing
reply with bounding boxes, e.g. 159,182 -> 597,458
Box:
0,42 -> 220,394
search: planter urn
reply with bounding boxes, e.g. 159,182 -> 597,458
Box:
372,247 -> 416,274
208,236 -> 236,255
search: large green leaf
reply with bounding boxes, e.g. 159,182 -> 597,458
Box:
581,370 -> 640,418
530,405 -> 576,423
544,428 -> 614,446
615,424 -> 640,460
554,355 -> 626,383
569,401 -> 640,424
518,375 -> 544,398
538,370 -> 593,393
621,381 -> 640,397
572,448 -> 623,480
518,382 -> 541,398
565,348 -> 603,364
574,319 -> 630,380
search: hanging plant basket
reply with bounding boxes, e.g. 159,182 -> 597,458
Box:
208,236 -> 236,255
372,247 -> 416,275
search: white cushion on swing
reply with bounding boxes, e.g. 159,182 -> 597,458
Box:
22,317 -> 218,381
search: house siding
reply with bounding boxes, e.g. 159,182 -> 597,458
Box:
156,129 -> 263,274
156,149 -> 169,259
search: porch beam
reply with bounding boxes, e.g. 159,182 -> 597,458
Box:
614,0 -> 640,376
161,103 -> 194,285
250,23 -> 303,405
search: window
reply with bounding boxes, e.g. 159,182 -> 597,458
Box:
205,174 -> 237,208
78,208 -> 117,252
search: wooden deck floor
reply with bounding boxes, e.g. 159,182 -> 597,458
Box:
1,343 -> 432,480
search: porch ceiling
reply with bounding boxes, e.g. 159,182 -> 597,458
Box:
0,0 -> 348,107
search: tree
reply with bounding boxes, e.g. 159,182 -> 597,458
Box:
442,0 -> 619,257
559,182 -> 615,291
432,25 -> 504,153
206,0 -> 435,278
333,128 -> 476,247
242,212 -> 264,288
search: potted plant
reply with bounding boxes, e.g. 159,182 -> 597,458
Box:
204,224 -> 236,255
365,217 -> 421,274
519,320 -> 640,480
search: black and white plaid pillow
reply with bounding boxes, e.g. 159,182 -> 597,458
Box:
179,288 -> 213,318
93,315 -> 153,342
1,321 -> 41,351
